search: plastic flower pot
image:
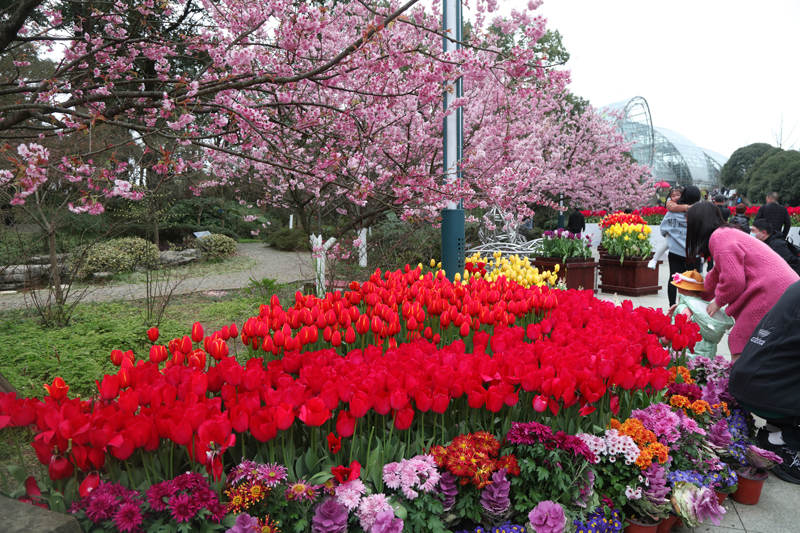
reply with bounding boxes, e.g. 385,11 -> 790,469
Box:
656,514 -> 678,533
731,471 -> 768,505
715,489 -> 730,505
625,517 -> 661,533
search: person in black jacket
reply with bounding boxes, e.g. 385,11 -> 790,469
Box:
714,194 -> 730,222
754,191 -> 791,238
729,204 -> 750,233
567,207 -> 585,235
730,280 -> 800,484
751,220 -> 800,274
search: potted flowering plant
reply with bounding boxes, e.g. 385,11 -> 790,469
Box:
598,222 -> 658,296
731,445 -> 783,505
532,229 -> 597,291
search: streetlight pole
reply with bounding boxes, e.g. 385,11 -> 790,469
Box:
440,0 -> 465,281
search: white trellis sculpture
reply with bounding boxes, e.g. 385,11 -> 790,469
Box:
310,229 -> 369,296
468,207 -> 542,258
477,206 -> 527,245
310,234 -> 336,297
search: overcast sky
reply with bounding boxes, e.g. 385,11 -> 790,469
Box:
492,0 -> 800,158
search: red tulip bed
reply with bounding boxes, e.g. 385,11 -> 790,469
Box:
2,265 -> 733,533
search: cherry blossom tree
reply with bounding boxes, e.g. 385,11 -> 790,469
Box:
1,0 -> 650,253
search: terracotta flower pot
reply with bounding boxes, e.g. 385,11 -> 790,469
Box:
598,255 -> 661,296
625,517 -> 661,533
715,489 -> 730,505
731,471 -> 768,505
656,514 -> 678,533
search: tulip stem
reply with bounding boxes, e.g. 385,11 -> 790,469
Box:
141,451 -> 153,487
124,460 -> 134,488
0,464 -> 8,494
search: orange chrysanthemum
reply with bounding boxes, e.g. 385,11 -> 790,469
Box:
670,395 -> 691,409
668,366 -> 695,385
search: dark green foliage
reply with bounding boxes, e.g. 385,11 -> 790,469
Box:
366,213 -> 439,271
0,296 -> 258,398
124,223 -> 240,244
196,234 -> 237,258
267,228 -> 311,251
744,148 -> 800,206
720,143 -> 773,189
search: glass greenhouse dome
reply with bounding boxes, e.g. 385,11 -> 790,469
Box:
605,97 -> 728,188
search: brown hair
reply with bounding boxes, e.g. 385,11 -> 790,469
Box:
735,204 -> 747,214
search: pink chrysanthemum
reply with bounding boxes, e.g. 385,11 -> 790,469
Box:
113,502 -> 143,533
260,463 -> 288,487
85,493 -> 116,522
285,480 -> 317,502
146,482 -> 177,512
169,492 -> 198,522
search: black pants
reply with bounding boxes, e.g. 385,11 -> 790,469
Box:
760,416 -> 800,450
668,252 -> 688,306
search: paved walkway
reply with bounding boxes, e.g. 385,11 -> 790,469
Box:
0,243 -> 314,312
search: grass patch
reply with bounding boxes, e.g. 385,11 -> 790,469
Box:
0,282 -> 302,399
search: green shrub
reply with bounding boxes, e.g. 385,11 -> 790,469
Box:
196,234 -> 237,258
266,228 -> 310,251
70,237 -> 159,277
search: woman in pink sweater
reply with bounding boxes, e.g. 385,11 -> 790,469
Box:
686,202 -> 799,360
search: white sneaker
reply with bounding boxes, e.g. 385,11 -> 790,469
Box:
647,259 -> 657,270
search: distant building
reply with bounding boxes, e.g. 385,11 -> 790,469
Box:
605,96 -> 728,189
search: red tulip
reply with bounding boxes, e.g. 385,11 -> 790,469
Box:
149,344 -> 168,364
610,395 -> 620,415
327,432 -> 342,454
147,327 -> 159,342
331,460 -> 361,483
43,377 -> 69,400
180,335 -> 192,354
393,407 -> 414,430
110,349 -> 124,366
335,410 -> 356,437
97,374 -> 120,401
349,391 -> 372,418
48,455 -> 74,480
298,398 -> 331,427
229,323 -> 239,338
79,472 -> 100,497
532,395 -> 548,413
191,322 -> 204,343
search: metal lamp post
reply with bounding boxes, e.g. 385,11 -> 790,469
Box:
440,0 -> 465,281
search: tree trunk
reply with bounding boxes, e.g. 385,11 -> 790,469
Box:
47,226 -> 63,303
153,217 -> 160,248
0,370 -> 15,394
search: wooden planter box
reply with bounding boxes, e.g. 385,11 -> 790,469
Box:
533,257 -> 597,292
598,256 -> 661,296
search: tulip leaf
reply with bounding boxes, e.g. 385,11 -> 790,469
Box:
304,447 -> 318,473
48,491 -> 66,513
63,477 -> 77,506
295,455 -> 306,479
6,465 -> 27,485
308,471 -> 333,485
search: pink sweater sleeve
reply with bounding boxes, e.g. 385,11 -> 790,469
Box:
711,251 -> 748,308
701,266 -> 718,302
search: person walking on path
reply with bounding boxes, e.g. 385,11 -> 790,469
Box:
685,202 -> 799,361
714,194 -> 730,222
755,191 -> 791,238
567,207 -> 586,235
729,204 -> 751,233
751,220 -> 800,275
660,186 -> 701,306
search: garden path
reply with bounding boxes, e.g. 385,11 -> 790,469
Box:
0,243 -> 314,312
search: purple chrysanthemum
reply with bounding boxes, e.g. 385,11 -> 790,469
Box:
312,499 -> 349,533
528,500 -> 567,533
113,502 -> 143,533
